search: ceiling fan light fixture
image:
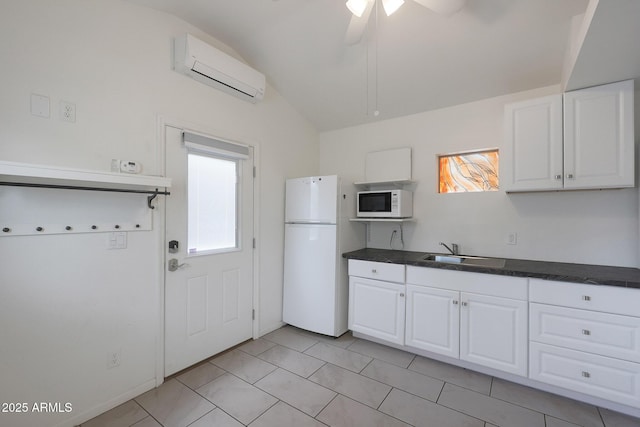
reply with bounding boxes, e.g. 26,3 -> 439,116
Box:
382,0 -> 404,16
346,0 -> 368,17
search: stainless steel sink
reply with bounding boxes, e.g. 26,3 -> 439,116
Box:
421,253 -> 506,269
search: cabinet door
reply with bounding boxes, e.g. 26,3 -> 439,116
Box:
405,285 -> 459,358
563,80 -> 634,189
460,293 -> 528,376
503,94 -> 563,191
348,276 -> 405,345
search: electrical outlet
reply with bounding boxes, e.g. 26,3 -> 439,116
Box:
107,350 -> 121,369
507,232 -> 518,245
60,101 -> 76,122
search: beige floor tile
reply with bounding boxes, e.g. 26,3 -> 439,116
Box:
238,338 -> 277,356
316,394 -> 409,427
309,363 -> 391,408
347,339 -> 415,368
131,417 -> 162,427
211,349 -> 277,383
362,359 -> 444,402
380,388 -> 484,427
81,400 -> 148,427
490,378 -> 603,427
286,326 -> 357,349
438,383 -> 545,427
189,408 -> 244,427
545,416 -> 582,427
599,408 -> 640,427
176,362 -> 226,390
304,342 -> 372,373
196,373 -> 277,425
135,379 -> 215,427
262,327 -> 318,351
258,344 -> 326,377
255,368 -> 336,417
248,401 -> 327,427
408,356 -> 492,394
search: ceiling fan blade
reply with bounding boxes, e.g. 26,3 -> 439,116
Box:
413,0 -> 466,16
345,0 -> 375,45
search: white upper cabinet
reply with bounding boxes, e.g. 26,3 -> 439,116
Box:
563,80 -> 635,190
503,80 -> 635,192
503,94 -> 564,191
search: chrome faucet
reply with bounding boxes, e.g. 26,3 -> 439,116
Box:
440,242 -> 459,255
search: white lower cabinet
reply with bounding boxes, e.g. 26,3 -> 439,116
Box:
404,267 -> 529,376
348,260 -> 406,345
405,285 -> 459,358
529,278 -> 640,407
460,292 -> 528,375
530,342 -> 640,408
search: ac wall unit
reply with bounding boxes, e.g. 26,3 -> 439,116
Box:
174,33 -> 265,103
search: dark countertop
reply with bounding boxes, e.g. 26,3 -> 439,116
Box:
343,248 -> 640,288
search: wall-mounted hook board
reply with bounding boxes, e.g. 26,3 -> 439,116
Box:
0,186 -> 152,237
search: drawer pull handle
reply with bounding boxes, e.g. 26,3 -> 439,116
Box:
461,302 -> 468,307
554,174 -> 562,180
452,300 -> 459,305
372,269 -> 377,273
582,295 -> 591,301
582,371 -> 591,378
399,293 -> 405,297
582,329 -> 591,336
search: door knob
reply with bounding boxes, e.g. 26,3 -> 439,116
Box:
168,258 -> 188,272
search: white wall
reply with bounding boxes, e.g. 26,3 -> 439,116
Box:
0,1 -> 317,426
319,85 -> 639,268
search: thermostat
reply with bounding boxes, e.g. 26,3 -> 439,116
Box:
120,160 -> 142,174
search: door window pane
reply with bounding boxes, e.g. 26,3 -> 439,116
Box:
188,153 -> 238,254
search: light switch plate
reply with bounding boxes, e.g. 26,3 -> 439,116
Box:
30,94 -> 50,118
107,232 -> 127,249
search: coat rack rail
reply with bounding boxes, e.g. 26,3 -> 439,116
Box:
0,182 -> 170,209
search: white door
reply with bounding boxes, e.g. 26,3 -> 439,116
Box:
282,223 -> 338,335
348,276 -> 405,345
502,94 -> 563,192
460,292 -> 527,376
284,175 -> 338,223
405,285 -> 459,358
563,79 -> 635,190
164,126 -> 254,376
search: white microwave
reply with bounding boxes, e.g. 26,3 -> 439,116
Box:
357,190 -> 413,218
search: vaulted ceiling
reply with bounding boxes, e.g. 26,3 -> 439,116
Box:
125,0 -> 596,131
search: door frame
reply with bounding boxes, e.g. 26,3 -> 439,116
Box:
154,114 -> 261,385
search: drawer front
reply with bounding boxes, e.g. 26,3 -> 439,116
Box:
529,278 -> 640,316
530,342 -> 640,408
531,303 -> 640,363
406,266 -> 527,300
349,259 -> 405,283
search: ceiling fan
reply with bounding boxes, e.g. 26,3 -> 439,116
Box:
345,0 -> 467,44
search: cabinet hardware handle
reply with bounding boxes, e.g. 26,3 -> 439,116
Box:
582,371 -> 591,378
452,300 -> 459,305
566,173 -> 574,179
399,293 -> 405,297
372,269 -> 377,273
582,329 -> 591,336
462,302 -> 468,307
554,174 -> 562,180
582,295 -> 591,301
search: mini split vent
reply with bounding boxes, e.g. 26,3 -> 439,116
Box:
174,33 -> 266,103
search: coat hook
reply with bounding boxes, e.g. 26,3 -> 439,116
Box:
147,189 -> 158,209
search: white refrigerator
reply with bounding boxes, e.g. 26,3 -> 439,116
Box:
283,175 -> 364,337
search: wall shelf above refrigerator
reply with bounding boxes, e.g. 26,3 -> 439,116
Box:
353,180 -> 416,190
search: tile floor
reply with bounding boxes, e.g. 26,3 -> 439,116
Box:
82,326 -> 640,427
